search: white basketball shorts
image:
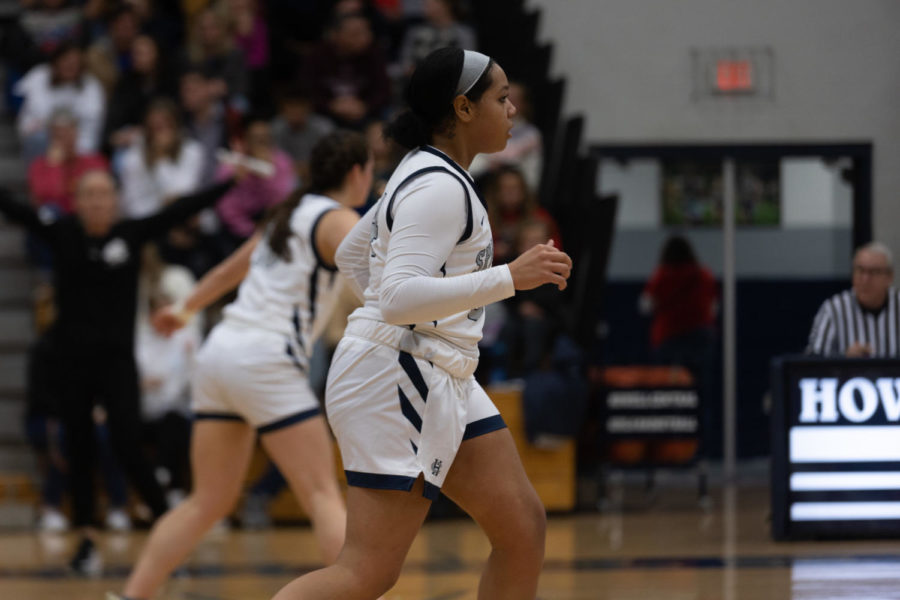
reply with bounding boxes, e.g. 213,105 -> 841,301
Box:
192,320 -> 321,433
325,333 -> 506,500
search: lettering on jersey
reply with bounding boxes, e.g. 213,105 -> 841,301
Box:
467,241 -> 494,321
370,195 -> 383,257
431,458 -> 443,476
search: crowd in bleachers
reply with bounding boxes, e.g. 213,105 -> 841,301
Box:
1,0 -> 559,531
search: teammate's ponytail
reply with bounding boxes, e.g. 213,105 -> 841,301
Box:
266,130 -> 369,261
386,47 -> 494,150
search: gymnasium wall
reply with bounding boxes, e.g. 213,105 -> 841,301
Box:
526,0 -> 900,268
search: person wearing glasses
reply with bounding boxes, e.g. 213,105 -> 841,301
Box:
806,242 -> 900,357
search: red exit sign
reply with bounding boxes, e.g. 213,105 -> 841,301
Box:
715,59 -> 754,93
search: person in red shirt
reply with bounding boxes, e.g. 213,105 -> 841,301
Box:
27,108 -> 108,215
641,235 -> 718,363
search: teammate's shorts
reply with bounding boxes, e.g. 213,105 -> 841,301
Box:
326,332 -> 506,500
192,320 -> 321,433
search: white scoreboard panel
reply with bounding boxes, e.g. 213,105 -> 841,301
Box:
771,357 -> 900,539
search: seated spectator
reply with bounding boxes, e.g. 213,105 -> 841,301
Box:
469,81 -> 543,189
28,109 -> 108,215
184,7 -> 249,113
499,219 -> 563,379
118,99 -> 205,219
181,69 -> 229,185
215,116 -> 296,246
227,0 -> 270,110
807,242 -> 900,357
640,236 -> 717,370
14,42 -> 106,163
270,87 -> 335,181
365,119 -> 401,199
485,166 -> 561,265
1,0 -> 85,79
302,12 -> 390,128
398,0 -> 476,73
85,4 -> 141,94
104,34 -> 178,154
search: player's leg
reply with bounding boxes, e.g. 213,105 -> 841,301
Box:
122,418 -> 255,598
271,478 -> 432,599
440,396 -> 546,599
259,412 -> 346,563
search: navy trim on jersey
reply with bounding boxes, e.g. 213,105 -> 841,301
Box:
285,341 -> 306,373
307,264 -> 319,327
384,163 -> 474,243
344,470 -> 440,501
309,208 -> 339,272
193,412 -> 244,422
398,385 -> 422,432
291,305 -> 306,354
463,414 -> 507,440
421,145 -> 487,209
399,351 -> 429,402
257,407 -> 321,434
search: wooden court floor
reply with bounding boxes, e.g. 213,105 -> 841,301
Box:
1,483 -> 898,599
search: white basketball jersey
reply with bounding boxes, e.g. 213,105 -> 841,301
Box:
224,194 -> 342,366
350,146 -> 494,352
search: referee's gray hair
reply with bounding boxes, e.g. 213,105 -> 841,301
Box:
856,241 -> 894,270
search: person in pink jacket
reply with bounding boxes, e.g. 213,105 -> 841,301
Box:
215,116 -> 297,248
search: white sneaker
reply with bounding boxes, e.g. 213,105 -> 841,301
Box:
69,537 -> 102,577
37,507 -> 69,532
105,508 -> 131,532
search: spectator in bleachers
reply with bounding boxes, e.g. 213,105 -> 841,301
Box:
364,119 -> 400,199
301,11 -> 390,128
184,7 -> 249,113
469,81 -> 543,189
85,3 -> 142,94
104,34 -> 178,155
485,165 -> 561,265
271,87 -> 335,181
180,68 -> 229,185
1,0 -> 85,79
28,108 -> 108,215
215,116 -> 296,248
136,249 -> 198,507
398,0 -> 476,73
0,171 -> 234,574
227,0 -> 270,110
118,98 -> 205,219
14,42 -> 106,163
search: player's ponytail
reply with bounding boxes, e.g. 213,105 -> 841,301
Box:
386,47 -> 494,150
265,130 -> 369,261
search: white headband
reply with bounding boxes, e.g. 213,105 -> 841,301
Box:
455,50 -> 491,96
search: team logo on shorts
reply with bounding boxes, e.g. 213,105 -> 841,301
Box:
431,458 -> 442,476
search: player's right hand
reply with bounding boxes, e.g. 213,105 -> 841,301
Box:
508,239 -> 572,291
151,306 -> 189,337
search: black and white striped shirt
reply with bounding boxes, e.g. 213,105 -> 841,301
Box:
806,288 -> 900,357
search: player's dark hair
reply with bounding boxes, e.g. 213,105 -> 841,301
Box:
660,235 -> 698,266
266,130 -> 369,261
386,47 -> 494,150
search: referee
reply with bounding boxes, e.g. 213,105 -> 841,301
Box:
806,242 -> 900,357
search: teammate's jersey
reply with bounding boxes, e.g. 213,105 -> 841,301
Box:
349,146 -> 499,352
224,194 -> 342,366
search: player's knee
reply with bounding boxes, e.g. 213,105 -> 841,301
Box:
190,490 -> 240,520
341,558 -> 402,597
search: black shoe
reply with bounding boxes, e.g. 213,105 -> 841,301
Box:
69,537 -> 102,577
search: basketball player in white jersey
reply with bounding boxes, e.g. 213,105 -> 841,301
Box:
109,131 -> 373,600
272,48 -> 572,600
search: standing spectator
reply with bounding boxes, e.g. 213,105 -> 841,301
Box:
227,0 -> 270,111
640,236 -> 718,371
0,172 -> 234,575
85,4 -> 141,94
180,69 -> 228,185
806,242 -> 900,357
469,81 -> 543,189
185,7 -> 249,113
104,34 -> 178,155
398,0 -> 476,73
485,165 -> 561,265
118,99 -> 205,219
215,116 -> 296,248
270,87 -> 334,181
28,109 -> 108,215
302,12 -> 390,128
14,42 -> 106,163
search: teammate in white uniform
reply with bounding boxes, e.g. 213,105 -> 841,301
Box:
273,48 -> 572,600
111,131 -> 373,600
